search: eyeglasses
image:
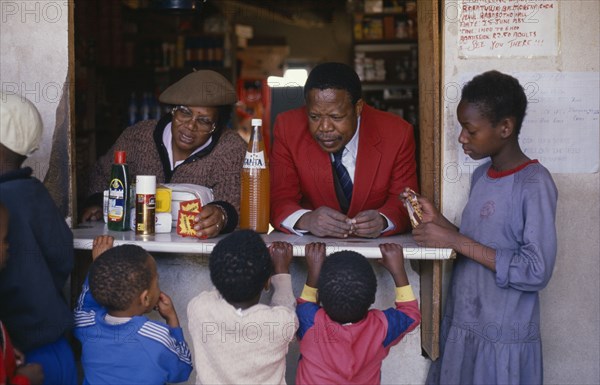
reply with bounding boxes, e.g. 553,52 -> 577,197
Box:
172,106 -> 217,133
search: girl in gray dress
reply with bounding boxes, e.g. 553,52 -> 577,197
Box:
411,70 -> 558,385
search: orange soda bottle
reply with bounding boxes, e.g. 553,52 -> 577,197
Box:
239,118 -> 270,233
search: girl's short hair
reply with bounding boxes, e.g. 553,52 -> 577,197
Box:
461,70 -> 528,136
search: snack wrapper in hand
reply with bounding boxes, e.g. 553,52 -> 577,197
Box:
401,188 -> 423,228
180,199 -> 201,213
176,199 -> 201,237
177,211 -> 198,237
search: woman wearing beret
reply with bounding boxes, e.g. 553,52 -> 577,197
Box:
81,70 -> 246,238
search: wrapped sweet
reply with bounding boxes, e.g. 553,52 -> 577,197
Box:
401,188 -> 423,228
176,199 -> 201,237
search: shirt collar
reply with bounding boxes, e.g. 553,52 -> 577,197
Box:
332,116 -> 360,160
104,313 -> 132,325
345,117 -> 360,157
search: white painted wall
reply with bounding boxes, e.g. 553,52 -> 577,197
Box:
442,1 -> 599,384
0,0 -> 70,180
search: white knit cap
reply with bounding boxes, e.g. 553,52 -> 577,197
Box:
0,92 -> 43,156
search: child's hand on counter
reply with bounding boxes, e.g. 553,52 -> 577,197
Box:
305,242 -> 326,288
92,235 -> 114,260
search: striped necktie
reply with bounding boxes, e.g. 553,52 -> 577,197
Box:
333,148 -> 353,203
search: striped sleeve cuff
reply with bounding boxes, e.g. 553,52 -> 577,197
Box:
395,285 -> 416,302
300,284 -> 318,303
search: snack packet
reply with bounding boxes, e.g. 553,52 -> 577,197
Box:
180,199 -> 201,213
176,199 -> 201,237
401,188 -> 423,228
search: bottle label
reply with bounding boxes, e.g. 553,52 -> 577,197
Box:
243,151 -> 266,169
136,194 -> 156,207
103,190 -> 109,223
108,178 -> 126,221
136,194 -> 156,235
109,179 -> 125,199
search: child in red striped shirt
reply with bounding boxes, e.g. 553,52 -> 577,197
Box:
296,242 -> 421,385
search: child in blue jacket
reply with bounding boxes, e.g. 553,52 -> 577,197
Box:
74,236 -> 192,385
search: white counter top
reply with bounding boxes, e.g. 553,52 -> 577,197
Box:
72,222 -> 455,260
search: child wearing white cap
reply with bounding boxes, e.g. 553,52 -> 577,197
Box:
0,92 -> 78,384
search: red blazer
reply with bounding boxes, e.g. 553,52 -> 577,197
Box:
270,104 -> 418,236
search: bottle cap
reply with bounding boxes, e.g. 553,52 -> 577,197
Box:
136,175 -> 156,195
251,118 -> 262,126
114,151 -> 126,164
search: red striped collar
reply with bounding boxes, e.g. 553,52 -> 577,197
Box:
487,159 -> 539,178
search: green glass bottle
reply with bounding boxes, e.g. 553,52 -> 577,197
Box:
107,150 -> 130,231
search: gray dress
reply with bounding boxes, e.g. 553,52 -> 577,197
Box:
427,160 -> 558,385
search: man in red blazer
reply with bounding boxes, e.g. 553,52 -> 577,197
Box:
270,62 -> 418,238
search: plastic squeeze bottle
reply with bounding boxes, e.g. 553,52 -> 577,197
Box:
107,151 -> 130,231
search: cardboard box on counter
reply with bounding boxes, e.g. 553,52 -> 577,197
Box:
237,45 -> 290,78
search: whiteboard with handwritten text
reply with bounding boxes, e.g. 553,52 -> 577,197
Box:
457,0 -> 559,58
453,72 -> 599,174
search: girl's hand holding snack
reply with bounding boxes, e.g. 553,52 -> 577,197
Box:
400,188 -> 424,228
401,187 -> 446,226
401,188 -> 458,233
412,222 -> 460,249
400,187 -> 460,248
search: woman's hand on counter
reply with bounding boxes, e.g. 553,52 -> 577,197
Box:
193,204 -> 226,238
81,205 -> 103,222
